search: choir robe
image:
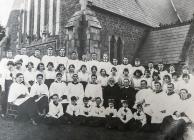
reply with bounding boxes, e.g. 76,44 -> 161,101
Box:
105,107 -> 118,118
68,82 -> 85,103
108,74 -> 120,83
149,91 -> 174,123
98,76 -> 108,87
0,58 -> 14,69
29,56 -> 41,69
117,107 -> 133,124
105,107 -> 119,128
91,105 -> 106,118
30,83 -> 49,113
41,55 -> 56,68
23,70 -> 36,88
87,60 -> 100,73
132,77 -> 143,91
44,70 -> 56,88
120,87 -> 136,110
66,72 -> 75,83
133,111 -> 147,126
55,56 -> 68,68
132,66 -> 145,75
118,64 -> 132,75
14,54 -> 29,70
85,83 -> 103,99
103,84 -> 121,108
78,72 -> 89,90
8,82 -> 37,119
67,59 -> 81,73
134,88 -> 154,110
99,61 -> 112,75
1,68 -> 14,114
49,81 -> 69,102
66,103 -> 79,116
47,101 -> 64,119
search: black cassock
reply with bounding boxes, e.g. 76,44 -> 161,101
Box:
103,84 -> 121,109
120,87 -> 136,112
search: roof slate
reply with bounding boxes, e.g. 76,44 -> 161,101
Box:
137,24 -> 191,64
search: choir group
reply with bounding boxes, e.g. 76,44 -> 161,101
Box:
0,46 -> 194,138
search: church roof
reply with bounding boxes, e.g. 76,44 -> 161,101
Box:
137,23 -> 191,64
172,0 -> 194,22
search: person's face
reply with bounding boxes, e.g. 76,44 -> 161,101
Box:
39,64 -> 45,71
91,54 -> 97,60
37,76 -> 43,84
21,48 -> 27,55
16,64 -> 22,69
113,59 -> 118,65
183,76 -> 189,83
135,60 -> 140,66
111,69 -> 116,75
172,75 -> 178,81
7,51 -> 13,58
52,96 -> 59,104
47,64 -> 53,70
71,53 -> 77,60
8,64 -> 14,70
123,71 -> 129,76
180,90 -> 188,100
154,83 -> 161,92
122,102 -> 128,108
145,71 -> 150,77
71,100 -> 77,106
59,49 -> 65,56
141,81 -> 147,89
103,54 -> 108,61
108,103 -> 114,108
91,68 -> 97,74
27,64 -> 33,70
47,48 -> 53,55
123,58 -> 128,64
96,99 -> 102,106
123,79 -> 129,87
148,63 -> 153,68
81,66 -> 87,72
59,65 -> 65,71
69,66 -> 75,72
109,78 -> 115,86
34,50 -> 40,57
91,76 -> 97,83
170,65 -> 175,71
153,75 -> 159,80
135,72 -> 141,77
101,70 -> 106,76
164,77 -> 170,83
72,75 -> 78,82
158,64 -> 164,71
83,100 -> 89,106
16,75 -> 24,83
56,75 -> 62,81
167,84 -> 174,93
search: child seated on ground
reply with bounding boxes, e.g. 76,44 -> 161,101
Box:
105,99 -> 118,129
89,97 -> 106,127
45,94 -> 64,125
133,104 -> 147,131
65,96 -> 79,124
117,100 -> 134,131
77,97 -> 92,125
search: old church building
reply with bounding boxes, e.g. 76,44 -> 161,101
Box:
1,0 -> 194,70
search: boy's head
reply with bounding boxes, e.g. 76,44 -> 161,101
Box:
95,97 -> 102,106
52,94 -> 59,104
108,99 -> 115,108
71,96 -> 77,105
56,73 -> 63,81
182,74 -> 190,83
121,100 -> 128,108
83,97 -> 89,105
72,74 -> 78,82
36,74 -> 44,84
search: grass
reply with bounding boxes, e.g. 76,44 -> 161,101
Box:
0,118 -> 164,140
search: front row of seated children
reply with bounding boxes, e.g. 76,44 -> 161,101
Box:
45,94 -> 147,131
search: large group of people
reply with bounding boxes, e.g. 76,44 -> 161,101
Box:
0,46 -> 194,139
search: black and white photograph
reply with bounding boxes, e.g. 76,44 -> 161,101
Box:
0,0 -> 194,140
